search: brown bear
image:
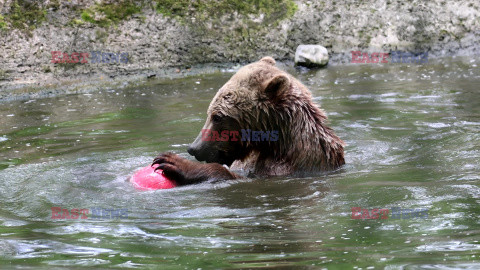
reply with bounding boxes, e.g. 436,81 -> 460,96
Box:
152,57 -> 345,185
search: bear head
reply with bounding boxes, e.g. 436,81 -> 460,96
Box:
187,56 -> 301,166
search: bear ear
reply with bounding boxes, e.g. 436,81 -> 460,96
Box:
263,75 -> 290,99
260,56 -> 276,66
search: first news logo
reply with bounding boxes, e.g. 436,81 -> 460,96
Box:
51,51 -> 128,64
201,129 -> 279,142
351,51 -> 428,64
51,207 -> 128,220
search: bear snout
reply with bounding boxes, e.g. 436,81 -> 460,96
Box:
187,140 -> 210,162
187,145 -> 201,160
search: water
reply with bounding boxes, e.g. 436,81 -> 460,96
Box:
0,57 -> 479,269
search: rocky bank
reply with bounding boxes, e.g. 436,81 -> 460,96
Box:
0,0 -> 479,99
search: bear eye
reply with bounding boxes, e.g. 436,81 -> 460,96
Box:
212,114 -> 223,123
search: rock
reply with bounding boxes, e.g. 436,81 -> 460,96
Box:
294,45 -> 329,68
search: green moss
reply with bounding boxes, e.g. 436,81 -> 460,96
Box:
4,0 -> 46,33
42,65 -> 52,73
365,35 -> 372,44
0,15 -> 7,30
155,0 -> 297,24
48,0 -> 60,11
155,0 -> 188,18
284,0 -> 298,17
439,29 -> 450,36
0,69 -> 6,80
79,0 -> 142,27
81,10 -> 96,24
67,18 -> 85,27
95,29 -> 108,43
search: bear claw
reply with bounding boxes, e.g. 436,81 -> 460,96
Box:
151,152 -> 239,185
156,163 -> 184,180
152,152 -> 176,167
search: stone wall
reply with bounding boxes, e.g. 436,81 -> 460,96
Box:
0,0 -> 479,89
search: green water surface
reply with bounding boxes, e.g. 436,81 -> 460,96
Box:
0,57 -> 479,269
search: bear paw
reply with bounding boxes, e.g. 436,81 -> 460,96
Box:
152,152 -> 240,185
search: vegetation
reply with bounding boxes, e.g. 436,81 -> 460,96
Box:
68,19 -> 85,27
2,0 -> 47,34
1,0 -> 297,31
0,69 -> 6,80
79,0 -> 142,27
155,0 -> 298,24
0,15 -> 7,30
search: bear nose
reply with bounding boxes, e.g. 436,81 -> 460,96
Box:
188,144 -> 207,162
187,146 -> 196,156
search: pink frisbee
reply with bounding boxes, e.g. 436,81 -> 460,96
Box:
130,164 -> 177,190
